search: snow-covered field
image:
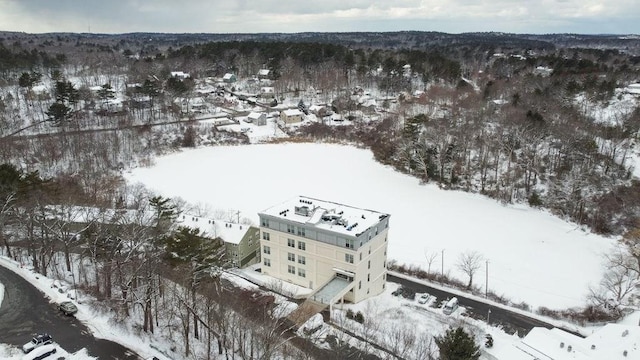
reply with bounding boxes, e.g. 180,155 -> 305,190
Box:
125,143 -> 618,310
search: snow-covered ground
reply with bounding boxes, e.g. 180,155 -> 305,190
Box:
0,256 -> 168,360
125,143 -> 617,310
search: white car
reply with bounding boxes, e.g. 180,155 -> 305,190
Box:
22,333 -> 53,353
24,344 -> 57,360
417,293 -> 431,304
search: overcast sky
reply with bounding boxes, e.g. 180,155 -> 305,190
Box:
0,0 -> 637,35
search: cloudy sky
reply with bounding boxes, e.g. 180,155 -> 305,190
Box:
0,0 -> 637,35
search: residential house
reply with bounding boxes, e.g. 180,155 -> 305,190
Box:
216,222 -> 261,268
179,215 -> 261,268
626,83 -> 640,95
171,71 -> 191,80
533,66 -> 553,77
222,73 -> 237,83
247,112 -> 267,126
259,196 -> 390,305
260,87 -> 275,97
257,69 -> 271,79
280,109 -> 304,124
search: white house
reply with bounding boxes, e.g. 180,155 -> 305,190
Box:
626,83 -> 640,95
171,71 -> 190,79
222,73 -> 237,83
258,196 -> 390,305
280,109 -> 304,124
258,69 -> 271,79
246,112 -> 267,126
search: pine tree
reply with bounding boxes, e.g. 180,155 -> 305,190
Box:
435,327 -> 480,360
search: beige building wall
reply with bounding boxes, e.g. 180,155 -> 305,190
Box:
260,226 -> 388,303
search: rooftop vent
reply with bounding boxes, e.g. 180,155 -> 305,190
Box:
295,206 -> 310,216
591,345 -> 595,350
622,330 -> 629,337
623,350 -> 628,357
560,342 -> 564,348
567,345 -> 572,352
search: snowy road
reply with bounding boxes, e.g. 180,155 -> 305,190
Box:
0,264 -> 141,359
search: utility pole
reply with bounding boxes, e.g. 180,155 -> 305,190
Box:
485,259 -> 489,298
441,249 -> 445,277
235,210 -> 240,224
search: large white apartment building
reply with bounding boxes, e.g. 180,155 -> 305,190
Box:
259,196 -> 390,304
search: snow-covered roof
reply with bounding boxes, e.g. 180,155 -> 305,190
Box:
171,71 -> 190,78
258,69 -> 270,76
222,73 -> 235,80
626,83 -> 640,94
259,196 -> 389,237
489,324 -> 640,360
177,215 -> 251,245
247,112 -> 264,120
282,109 -> 303,116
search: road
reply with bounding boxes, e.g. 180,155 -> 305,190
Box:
0,264 -> 141,359
387,273 -> 570,336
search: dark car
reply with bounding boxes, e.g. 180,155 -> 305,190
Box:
58,301 -> 78,316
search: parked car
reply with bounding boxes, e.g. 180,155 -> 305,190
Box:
24,344 -> 57,360
443,297 -> 459,315
58,301 -> 78,316
391,287 -> 404,297
417,293 -> 431,304
22,333 -> 53,353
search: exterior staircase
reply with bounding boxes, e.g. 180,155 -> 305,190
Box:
287,299 -> 327,328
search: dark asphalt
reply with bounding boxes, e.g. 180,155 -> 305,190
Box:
0,264 -> 142,359
388,273 -> 565,336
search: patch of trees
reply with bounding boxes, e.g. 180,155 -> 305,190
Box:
0,43 -> 64,77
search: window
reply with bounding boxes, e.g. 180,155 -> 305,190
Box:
345,253 -> 354,264
298,255 -> 306,265
297,227 -> 306,236
367,273 -> 370,282
287,238 -> 295,247
298,241 -> 306,250
358,281 -> 361,289
261,218 -> 269,227
288,252 -> 295,261
262,232 -> 270,241
345,239 -> 354,249
298,268 -> 306,278
287,224 -> 295,234
263,246 -> 270,255
359,253 -> 362,261
264,258 -> 271,267
368,260 -> 370,269
288,265 -> 295,274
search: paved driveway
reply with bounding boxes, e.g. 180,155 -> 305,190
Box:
0,264 -> 141,359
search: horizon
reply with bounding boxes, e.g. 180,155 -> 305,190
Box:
1,29 -> 638,37
0,1 -> 638,35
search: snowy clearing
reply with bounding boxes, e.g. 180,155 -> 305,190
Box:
125,143 -> 617,310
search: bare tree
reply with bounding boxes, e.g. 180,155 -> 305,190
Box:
457,251 -> 484,289
424,249 -> 439,275
589,245 -> 640,309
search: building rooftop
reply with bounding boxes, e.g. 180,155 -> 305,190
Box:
489,324 -> 640,360
259,196 -> 389,237
177,215 -> 251,245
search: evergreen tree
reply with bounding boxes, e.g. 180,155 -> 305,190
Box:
45,102 -> 72,126
435,327 -> 480,360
